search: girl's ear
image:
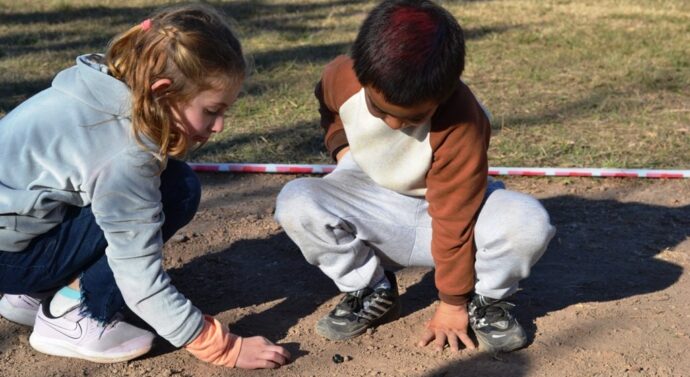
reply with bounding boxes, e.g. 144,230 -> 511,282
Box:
150,78 -> 172,94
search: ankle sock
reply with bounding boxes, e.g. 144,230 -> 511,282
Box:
370,274 -> 391,291
50,286 -> 81,316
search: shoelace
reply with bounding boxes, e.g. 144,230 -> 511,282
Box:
336,289 -> 389,321
473,300 -> 515,323
334,283 -> 395,321
19,295 -> 41,306
337,292 -> 365,313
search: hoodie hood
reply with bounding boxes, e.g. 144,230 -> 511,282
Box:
52,54 -> 131,117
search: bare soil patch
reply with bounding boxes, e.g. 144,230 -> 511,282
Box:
2,174 -> 689,377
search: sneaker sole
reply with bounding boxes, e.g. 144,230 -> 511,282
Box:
315,301 -> 402,341
29,332 -> 153,363
0,299 -> 37,327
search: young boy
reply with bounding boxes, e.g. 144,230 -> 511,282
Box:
275,0 -> 555,353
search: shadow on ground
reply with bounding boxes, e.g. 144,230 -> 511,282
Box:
147,190 -> 687,368
414,193 -> 687,376
1,179 -> 687,375
516,195 -> 685,343
168,231 -> 334,335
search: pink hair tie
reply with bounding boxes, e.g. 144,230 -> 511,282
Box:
140,19 -> 152,31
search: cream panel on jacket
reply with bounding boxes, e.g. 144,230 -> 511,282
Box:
339,89 -> 432,197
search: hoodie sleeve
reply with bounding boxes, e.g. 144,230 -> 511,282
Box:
88,146 -> 203,347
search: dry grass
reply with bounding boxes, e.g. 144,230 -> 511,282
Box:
1,0 -> 688,167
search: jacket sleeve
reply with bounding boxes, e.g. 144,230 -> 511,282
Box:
315,79 -> 348,160
89,147 -> 203,347
426,89 -> 491,306
314,55 -> 362,161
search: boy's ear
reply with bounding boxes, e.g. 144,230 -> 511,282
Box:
150,78 -> 172,94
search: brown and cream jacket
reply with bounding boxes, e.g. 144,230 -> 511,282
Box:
315,55 -> 491,305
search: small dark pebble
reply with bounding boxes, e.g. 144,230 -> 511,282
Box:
332,354 -> 344,364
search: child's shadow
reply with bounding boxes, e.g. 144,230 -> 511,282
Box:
409,195 -> 689,377
517,195 -> 686,345
309,194 -> 688,353
148,231 -> 336,358
399,195 -> 688,333
149,194 -> 687,360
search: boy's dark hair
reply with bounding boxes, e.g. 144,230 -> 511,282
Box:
351,0 -> 465,106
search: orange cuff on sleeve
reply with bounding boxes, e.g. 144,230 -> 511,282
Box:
438,291 -> 473,306
185,315 -> 243,368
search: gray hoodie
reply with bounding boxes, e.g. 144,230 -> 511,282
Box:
0,55 -> 203,347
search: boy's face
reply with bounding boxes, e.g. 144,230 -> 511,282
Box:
364,86 -> 439,130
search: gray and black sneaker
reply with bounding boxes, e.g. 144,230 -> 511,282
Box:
316,271 -> 401,341
468,295 -> 527,353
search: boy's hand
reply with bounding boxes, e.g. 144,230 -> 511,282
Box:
235,336 -> 291,369
417,301 -> 476,352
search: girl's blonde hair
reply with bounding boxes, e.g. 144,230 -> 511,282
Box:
106,3 -> 246,159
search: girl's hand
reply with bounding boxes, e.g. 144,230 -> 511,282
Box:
185,315 -> 290,369
235,336 -> 291,369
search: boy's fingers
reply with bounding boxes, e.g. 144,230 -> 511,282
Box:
417,328 -> 435,347
458,331 -> 476,350
447,333 -> 460,352
433,330 -> 447,351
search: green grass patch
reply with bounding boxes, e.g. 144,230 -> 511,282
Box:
1,0 -> 688,168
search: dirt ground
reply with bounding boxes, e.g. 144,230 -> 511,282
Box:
1,173 -> 689,377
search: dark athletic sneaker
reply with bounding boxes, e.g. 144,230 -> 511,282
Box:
316,271 -> 401,341
468,294 -> 527,353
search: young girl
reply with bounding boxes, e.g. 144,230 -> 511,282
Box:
0,4 -> 289,369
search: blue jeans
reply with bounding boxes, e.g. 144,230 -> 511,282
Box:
0,160 -> 200,322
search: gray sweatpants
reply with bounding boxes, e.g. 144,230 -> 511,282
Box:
274,153 -> 556,300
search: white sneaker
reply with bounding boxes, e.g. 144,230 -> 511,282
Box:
30,299 -> 155,363
0,294 -> 41,326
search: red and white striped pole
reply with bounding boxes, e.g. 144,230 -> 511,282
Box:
487,167 -> 689,178
187,162 -> 690,179
189,162 -> 335,174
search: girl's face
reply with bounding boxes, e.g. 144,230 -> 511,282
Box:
171,82 -> 242,144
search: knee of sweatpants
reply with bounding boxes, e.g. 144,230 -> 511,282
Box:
476,190 -> 556,261
274,177 -> 323,230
